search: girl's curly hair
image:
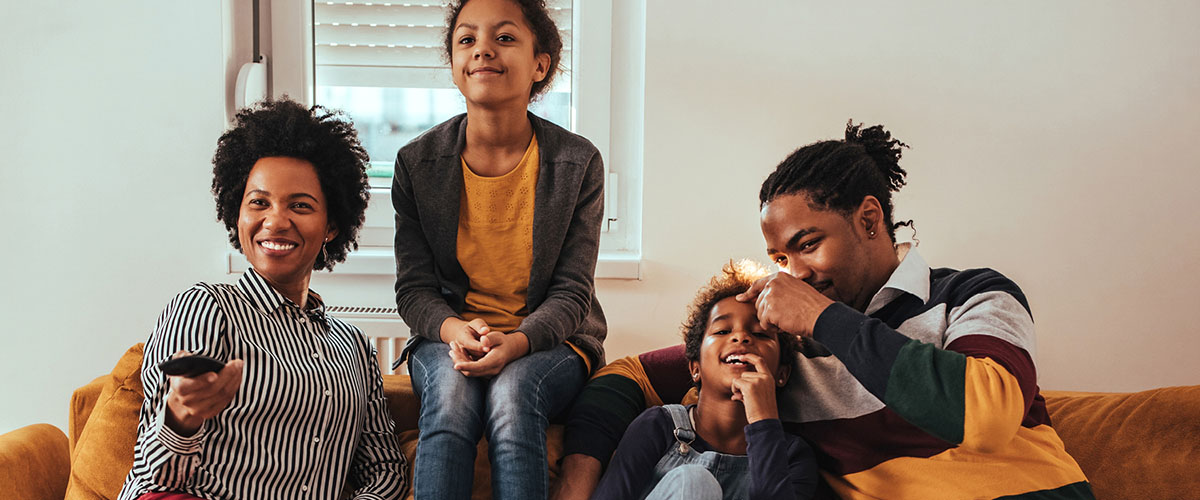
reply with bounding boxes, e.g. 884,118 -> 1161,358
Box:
682,260 -> 800,387
443,0 -> 564,101
211,98 -> 370,270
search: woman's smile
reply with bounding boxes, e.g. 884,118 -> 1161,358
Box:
237,156 -> 335,296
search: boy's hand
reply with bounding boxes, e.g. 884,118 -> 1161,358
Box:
730,353 -> 779,423
451,331 -> 530,377
164,351 -> 243,436
736,272 -> 833,337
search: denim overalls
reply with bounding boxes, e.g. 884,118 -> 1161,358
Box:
638,404 -> 751,500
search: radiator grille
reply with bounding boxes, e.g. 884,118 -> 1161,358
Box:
326,305 -> 399,317
327,306 -> 408,374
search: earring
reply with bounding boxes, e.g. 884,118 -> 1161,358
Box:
692,374 -> 699,381
319,239 -> 328,263
869,230 -> 876,239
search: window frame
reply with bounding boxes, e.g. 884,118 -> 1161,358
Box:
226,0 -> 643,279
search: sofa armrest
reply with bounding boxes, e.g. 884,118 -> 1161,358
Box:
1044,385 -> 1200,500
0,423 -> 70,500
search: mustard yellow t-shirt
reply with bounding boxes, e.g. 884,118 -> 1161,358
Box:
456,134 -> 594,372
457,135 -> 539,333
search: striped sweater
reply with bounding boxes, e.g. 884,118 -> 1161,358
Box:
565,247 -> 1093,499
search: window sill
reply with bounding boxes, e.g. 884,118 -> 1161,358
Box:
227,249 -> 642,280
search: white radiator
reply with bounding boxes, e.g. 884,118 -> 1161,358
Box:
326,305 -> 410,374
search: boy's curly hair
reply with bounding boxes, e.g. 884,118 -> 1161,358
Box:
682,260 -> 800,384
211,98 -> 370,270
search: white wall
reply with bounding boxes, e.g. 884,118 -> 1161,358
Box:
0,2 -> 231,434
607,1 -> 1200,393
2,1 -> 1198,435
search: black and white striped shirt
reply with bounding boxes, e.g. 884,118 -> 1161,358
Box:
118,269 -> 408,500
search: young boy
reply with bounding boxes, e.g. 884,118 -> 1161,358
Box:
591,261 -> 818,500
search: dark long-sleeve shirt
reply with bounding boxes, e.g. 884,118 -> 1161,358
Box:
591,406 -> 817,500
391,111 -> 608,368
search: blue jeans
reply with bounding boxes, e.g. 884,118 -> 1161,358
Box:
409,340 -> 586,500
645,464 -> 723,500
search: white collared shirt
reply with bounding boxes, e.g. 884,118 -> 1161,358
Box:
864,242 -> 931,315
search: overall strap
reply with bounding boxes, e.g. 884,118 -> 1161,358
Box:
663,404 -> 696,455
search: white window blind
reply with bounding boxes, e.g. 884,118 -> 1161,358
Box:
309,0 -> 578,251
256,0 -> 644,278
313,1 -> 573,93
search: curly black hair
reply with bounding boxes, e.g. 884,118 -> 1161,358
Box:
211,98 -> 370,271
759,120 -> 910,241
443,0 -> 564,101
682,260 -> 799,388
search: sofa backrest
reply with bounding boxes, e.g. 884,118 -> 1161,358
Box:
1044,386 -> 1200,499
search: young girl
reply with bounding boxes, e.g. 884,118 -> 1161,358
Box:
391,0 -> 606,498
591,261 -> 817,500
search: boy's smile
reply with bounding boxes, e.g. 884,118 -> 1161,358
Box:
691,297 -> 784,391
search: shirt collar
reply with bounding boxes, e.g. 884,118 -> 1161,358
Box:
864,242 -> 930,315
236,268 -> 327,320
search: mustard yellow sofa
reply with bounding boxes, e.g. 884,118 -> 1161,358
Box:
2,343 -> 1197,500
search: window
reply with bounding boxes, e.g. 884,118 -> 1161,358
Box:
312,1 -> 573,181
248,0 -> 642,278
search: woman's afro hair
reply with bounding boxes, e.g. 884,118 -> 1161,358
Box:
211,98 -> 370,271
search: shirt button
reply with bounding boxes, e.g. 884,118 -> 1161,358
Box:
301,484 -> 308,492
324,389 -> 331,396
313,436 -> 321,444
299,316 -> 307,323
312,352 -> 319,358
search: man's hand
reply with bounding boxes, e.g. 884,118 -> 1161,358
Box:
730,353 -> 780,423
736,272 -> 834,337
451,330 -> 530,377
164,351 -> 243,436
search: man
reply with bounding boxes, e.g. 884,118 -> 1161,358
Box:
555,122 -> 1093,500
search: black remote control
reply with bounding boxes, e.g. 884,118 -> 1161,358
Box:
158,355 -> 226,377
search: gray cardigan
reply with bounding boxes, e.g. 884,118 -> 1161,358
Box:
391,112 -> 607,368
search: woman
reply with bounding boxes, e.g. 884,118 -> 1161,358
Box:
391,0 -> 606,498
119,99 -> 408,500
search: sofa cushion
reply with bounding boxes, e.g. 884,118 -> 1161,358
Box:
64,343 -> 145,500
69,375 -> 106,454
1044,385 -> 1200,500
382,375 -> 420,432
